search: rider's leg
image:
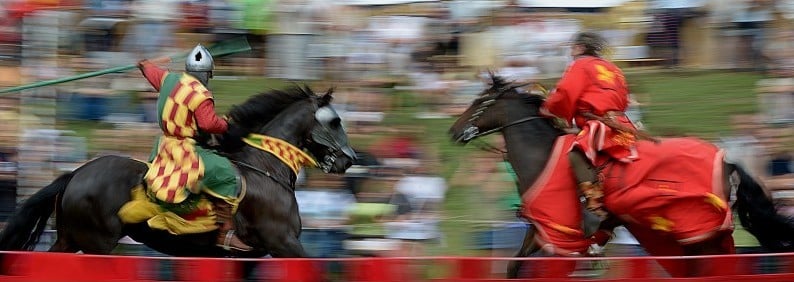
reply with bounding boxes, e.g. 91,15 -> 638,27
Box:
569,148 -> 597,184
568,149 -> 606,218
210,197 -> 253,251
196,148 -> 252,251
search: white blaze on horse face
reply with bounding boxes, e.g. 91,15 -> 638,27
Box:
315,106 -> 338,124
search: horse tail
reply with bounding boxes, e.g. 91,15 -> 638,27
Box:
0,172 -> 73,251
733,164 -> 794,251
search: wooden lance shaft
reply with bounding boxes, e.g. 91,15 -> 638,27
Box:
0,36 -> 251,94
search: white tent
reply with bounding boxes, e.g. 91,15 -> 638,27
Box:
341,0 -> 437,5
649,0 -> 705,9
517,0 -> 631,8
448,0 -> 505,19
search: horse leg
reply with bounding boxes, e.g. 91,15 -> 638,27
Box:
48,237 -> 78,253
68,229 -> 121,254
507,225 -> 538,278
682,231 -> 736,276
59,213 -> 123,254
268,235 -> 309,258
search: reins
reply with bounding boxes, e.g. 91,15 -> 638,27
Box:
472,116 -> 544,139
469,116 -> 545,161
230,159 -> 296,194
464,81 -> 546,158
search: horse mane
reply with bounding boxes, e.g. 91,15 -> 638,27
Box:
227,85 -> 317,129
521,93 -> 546,108
486,73 -> 546,109
486,73 -> 564,134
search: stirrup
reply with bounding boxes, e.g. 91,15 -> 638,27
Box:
219,230 -> 251,252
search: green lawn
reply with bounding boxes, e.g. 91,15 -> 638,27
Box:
62,69 -> 765,255
627,70 -> 763,140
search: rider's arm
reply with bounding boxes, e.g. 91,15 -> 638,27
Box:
138,60 -> 167,91
543,61 -> 589,121
195,99 -> 228,134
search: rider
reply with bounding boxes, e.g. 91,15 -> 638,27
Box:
138,44 -> 253,251
540,32 -> 639,219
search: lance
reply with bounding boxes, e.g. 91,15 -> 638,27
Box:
0,36 -> 252,94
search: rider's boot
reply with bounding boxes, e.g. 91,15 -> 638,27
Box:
212,199 -> 253,251
579,181 -> 608,218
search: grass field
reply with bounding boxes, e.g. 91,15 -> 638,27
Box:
627,70 -> 763,139
64,69 -> 766,255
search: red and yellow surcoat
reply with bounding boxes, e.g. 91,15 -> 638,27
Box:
543,56 -> 638,163
140,62 -> 228,203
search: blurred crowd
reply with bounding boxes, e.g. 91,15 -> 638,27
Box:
0,0 -> 792,266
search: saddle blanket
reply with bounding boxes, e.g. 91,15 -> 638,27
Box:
521,135 -> 731,255
118,160 -> 245,235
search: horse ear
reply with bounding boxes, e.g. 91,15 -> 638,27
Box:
486,69 -> 496,85
302,84 -> 314,95
320,89 -> 334,106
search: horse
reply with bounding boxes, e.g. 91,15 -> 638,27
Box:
0,86 -> 356,258
448,75 -> 794,277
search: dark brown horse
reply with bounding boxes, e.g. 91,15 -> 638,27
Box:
0,86 -> 356,258
448,75 -> 794,277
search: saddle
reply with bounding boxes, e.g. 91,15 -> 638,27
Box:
117,134 -> 317,235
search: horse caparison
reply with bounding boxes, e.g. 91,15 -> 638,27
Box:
0,86 -> 355,258
449,74 -> 794,278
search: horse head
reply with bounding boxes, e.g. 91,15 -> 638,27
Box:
449,73 -> 546,144
227,86 -> 356,174
306,88 -> 357,173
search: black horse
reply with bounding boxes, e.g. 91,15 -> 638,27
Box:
449,75 -> 794,277
0,86 -> 356,258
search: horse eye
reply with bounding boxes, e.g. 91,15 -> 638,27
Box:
329,117 -> 342,129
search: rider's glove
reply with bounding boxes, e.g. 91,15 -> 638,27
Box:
221,123 -> 250,152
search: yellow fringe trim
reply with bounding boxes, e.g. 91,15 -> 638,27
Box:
704,192 -> 728,211
118,186 -> 218,235
243,133 -> 318,174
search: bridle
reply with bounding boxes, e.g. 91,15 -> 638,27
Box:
309,105 -> 356,173
457,85 -> 544,143
225,103 -> 355,192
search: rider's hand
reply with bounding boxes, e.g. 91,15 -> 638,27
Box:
221,123 -> 250,152
539,107 -> 555,118
137,59 -> 149,69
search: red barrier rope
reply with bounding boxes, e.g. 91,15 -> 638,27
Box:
1,252 -> 794,281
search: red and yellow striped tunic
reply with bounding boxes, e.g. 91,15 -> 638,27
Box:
139,62 -> 228,203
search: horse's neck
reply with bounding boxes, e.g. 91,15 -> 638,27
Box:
259,108 -> 312,145
502,120 -> 560,196
237,107 -> 313,182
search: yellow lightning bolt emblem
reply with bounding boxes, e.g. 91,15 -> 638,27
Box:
595,64 -> 615,85
649,215 -> 674,232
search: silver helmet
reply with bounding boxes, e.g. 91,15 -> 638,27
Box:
185,44 -> 214,72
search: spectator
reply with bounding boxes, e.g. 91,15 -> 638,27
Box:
646,9 -> 682,68
732,0 -> 775,71
123,0 -> 181,57
344,176 -> 401,257
454,141 -> 529,265
234,0 -> 275,59
762,29 -> 794,77
385,162 -> 447,256
180,0 -> 211,34
296,173 -> 356,258
767,150 -> 793,176
369,128 -> 422,166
